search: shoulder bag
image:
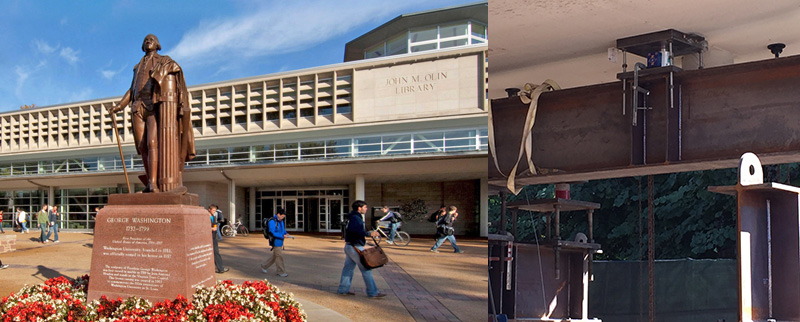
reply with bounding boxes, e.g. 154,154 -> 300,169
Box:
355,236 -> 388,269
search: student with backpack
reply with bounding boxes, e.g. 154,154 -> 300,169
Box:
430,205 -> 464,253
261,208 -> 292,277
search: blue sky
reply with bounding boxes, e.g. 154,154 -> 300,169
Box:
0,0 -> 479,113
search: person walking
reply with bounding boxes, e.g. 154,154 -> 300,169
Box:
261,207 -> 292,277
430,205 -> 464,253
17,208 -> 28,234
46,205 -> 60,243
0,209 -> 5,234
209,205 -> 228,273
36,204 -> 50,243
337,200 -> 386,298
213,205 -> 224,240
378,206 -> 401,245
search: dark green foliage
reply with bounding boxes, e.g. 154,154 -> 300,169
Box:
490,164 -> 800,260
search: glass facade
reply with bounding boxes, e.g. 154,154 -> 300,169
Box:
364,20 -> 487,59
0,127 -> 487,177
0,187 -> 124,231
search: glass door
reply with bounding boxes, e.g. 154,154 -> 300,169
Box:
327,197 -> 343,233
283,199 -> 299,231
319,198 -> 328,232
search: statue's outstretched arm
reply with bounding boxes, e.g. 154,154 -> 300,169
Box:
109,90 -> 131,115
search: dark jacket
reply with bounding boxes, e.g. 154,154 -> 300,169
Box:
437,213 -> 455,227
344,211 -> 370,246
48,209 -> 58,224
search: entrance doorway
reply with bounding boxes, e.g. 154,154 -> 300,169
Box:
255,188 -> 348,233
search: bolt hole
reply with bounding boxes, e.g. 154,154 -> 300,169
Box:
749,165 -> 756,176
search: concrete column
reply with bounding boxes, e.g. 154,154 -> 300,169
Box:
480,177 -> 488,237
355,175 -> 365,201
228,179 -> 236,223
356,175 -> 365,222
249,188 -> 256,230
48,186 -> 54,208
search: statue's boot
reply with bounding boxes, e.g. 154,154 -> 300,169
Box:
169,186 -> 189,195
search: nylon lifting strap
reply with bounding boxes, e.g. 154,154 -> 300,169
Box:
489,79 -> 561,194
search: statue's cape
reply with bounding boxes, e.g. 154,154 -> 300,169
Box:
150,55 -> 196,164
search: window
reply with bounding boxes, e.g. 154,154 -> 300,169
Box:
363,21 -> 486,59
411,43 -> 437,53
441,39 -> 468,49
440,23 -> 467,38
386,34 -> 408,56
410,27 -> 437,43
365,43 -> 385,59
472,23 -> 487,38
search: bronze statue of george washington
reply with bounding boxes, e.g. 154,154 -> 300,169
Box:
109,34 -> 195,193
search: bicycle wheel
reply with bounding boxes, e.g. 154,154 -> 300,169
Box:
238,226 -> 249,237
373,233 -> 382,245
395,231 -> 411,246
221,225 -> 234,237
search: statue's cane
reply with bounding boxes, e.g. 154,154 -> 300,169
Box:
110,112 -> 133,194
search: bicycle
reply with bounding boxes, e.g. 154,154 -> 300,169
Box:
373,221 -> 410,246
221,219 -> 249,237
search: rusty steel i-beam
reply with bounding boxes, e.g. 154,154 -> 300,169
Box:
490,54 -> 800,190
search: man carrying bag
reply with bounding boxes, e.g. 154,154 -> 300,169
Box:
337,200 -> 387,298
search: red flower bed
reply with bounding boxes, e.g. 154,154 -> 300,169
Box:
0,275 -> 306,322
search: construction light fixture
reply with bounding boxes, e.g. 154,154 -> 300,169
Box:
768,43 -> 785,58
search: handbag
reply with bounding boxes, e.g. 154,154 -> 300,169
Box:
355,237 -> 388,269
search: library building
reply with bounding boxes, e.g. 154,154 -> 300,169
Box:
0,2 -> 488,236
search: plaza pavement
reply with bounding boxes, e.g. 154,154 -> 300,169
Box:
0,231 -> 487,322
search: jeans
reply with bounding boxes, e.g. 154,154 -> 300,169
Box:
432,235 -> 461,252
20,222 -> 27,233
39,225 -> 47,242
213,232 -> 224,271
338,243 -> 379,297
46,224 -> 58,241
388,222 -> 398,242
216,228 -> 222,240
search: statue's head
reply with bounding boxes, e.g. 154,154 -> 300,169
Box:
141,34 -> 161,52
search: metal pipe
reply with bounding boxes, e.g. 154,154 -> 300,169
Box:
633,62 -> 649,127
699,50 -> 704,69
554,204 -> 561,279
767,199 -> 773,319
669,41 -> 675,110
678,84 -> 682,161
622,50 -> 627,116
588,209 -> 594,243
642,94 -> 647,165
588,209 -> 594,281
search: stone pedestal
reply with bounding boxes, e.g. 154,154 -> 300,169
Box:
0,234 -> 16,253
88,193 -> 215,303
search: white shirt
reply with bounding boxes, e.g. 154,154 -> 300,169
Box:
18,211 -> 26,222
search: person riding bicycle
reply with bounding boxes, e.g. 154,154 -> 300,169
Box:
378,206 -> 402,245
